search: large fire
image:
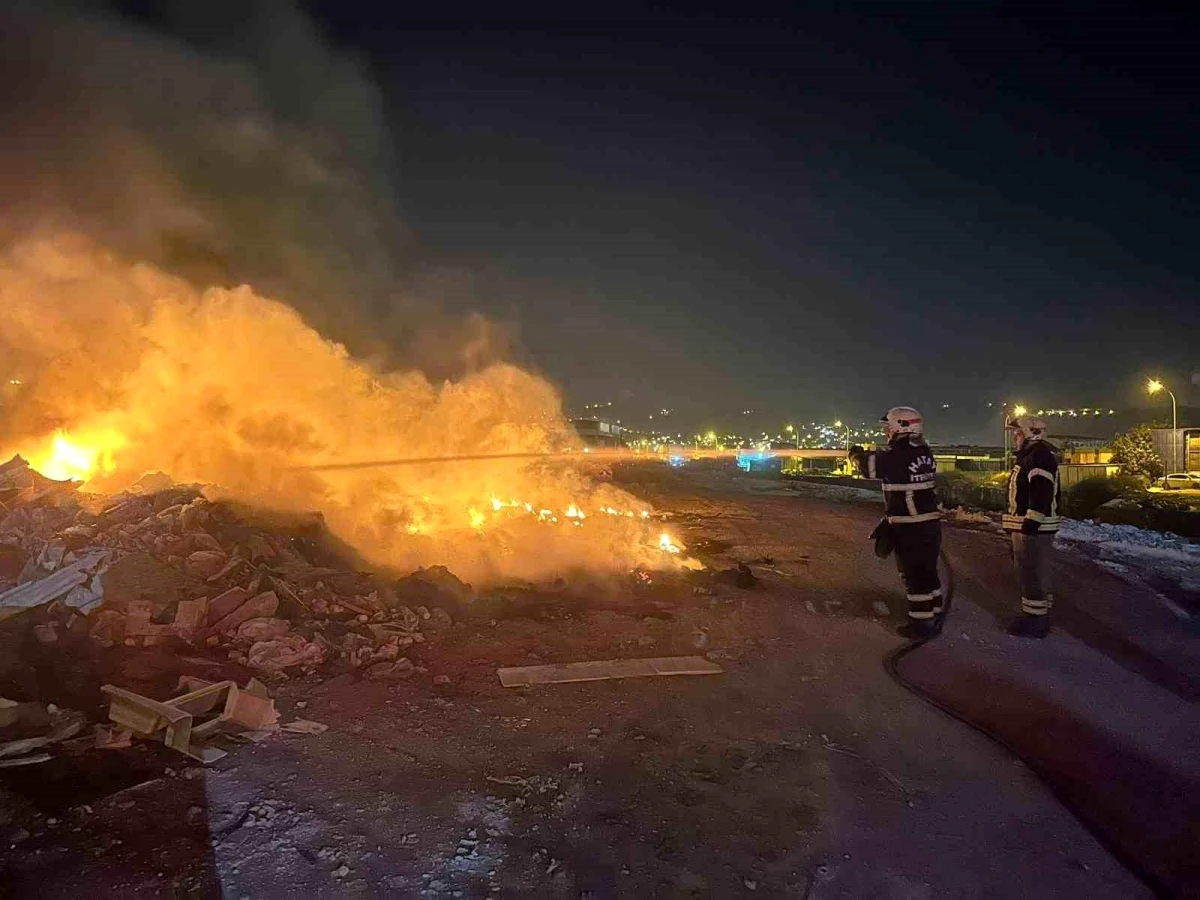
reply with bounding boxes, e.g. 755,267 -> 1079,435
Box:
0,234 -> 689,582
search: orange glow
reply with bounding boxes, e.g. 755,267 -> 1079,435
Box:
29,429 -> 125,483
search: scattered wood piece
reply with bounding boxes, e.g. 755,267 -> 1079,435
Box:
497,655 -> 723,688
269,576 -> 310,611
280,719 -> 327,734
332,595 -> 372,616
0,752 -> 52,768
94,724 -> 134,750
101,681 -> 244,763
222,728 -> 275,744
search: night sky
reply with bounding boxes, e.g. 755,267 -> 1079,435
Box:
125,3 -> 1200,440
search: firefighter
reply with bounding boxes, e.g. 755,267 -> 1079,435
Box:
1004,415 -> 1061,638
849,407 -> 944,639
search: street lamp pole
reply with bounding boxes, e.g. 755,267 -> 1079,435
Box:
1003,403 -> 1027,470
834,420 -> 850,450
1148,379 -> 1178,475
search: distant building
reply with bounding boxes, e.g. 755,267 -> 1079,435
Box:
1057,434 -> 1113,465
571,418 -> 628,448
1151,426 -> 1200,473
930,444 -> 1005,474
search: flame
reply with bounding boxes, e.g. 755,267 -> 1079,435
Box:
0,233 -> 688,582
659,532 -> 682,554
29,429 -> 125,483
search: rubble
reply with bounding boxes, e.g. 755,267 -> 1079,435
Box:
395,564 -> 472,610
0,702 -> 86,767
0,549 -> 111,618
0,453 -> 463,772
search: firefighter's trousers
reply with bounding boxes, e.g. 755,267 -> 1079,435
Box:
1012,532 -> 1054,618
892,520 -> 943,621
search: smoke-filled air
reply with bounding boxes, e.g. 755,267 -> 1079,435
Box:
0,3 -> 683,583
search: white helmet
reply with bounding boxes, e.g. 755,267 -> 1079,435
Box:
1008,414 -> 1048,443
881,406 -> 924,439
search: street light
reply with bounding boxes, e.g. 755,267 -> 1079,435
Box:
834,420 -> 850,449
1003,404 -> 1028,469
785,424 -> 798,448
1148,379 -> 1177,476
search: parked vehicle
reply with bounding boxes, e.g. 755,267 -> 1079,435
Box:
1161,472 -> 1200,490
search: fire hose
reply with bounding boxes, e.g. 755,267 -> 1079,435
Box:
882,550 -> 1167,897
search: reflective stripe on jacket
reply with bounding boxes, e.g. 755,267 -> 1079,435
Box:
856,435 -> 941,525
1003,440 -> 1062,533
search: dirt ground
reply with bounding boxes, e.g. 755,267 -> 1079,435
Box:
3,463 -> 1197,898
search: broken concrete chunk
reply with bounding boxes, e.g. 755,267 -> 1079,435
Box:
190,533 -> 222,553
185,550 -> 228,580
172,598 -> 209,641
425,607 -> 453,634
211,590 -> 278,635
365,658 -> 415,680
236,617 -> 291,642
59,524 -> 97,549
125,598 -> 173,637
89,609 -> 127,647
246,634 -> 322,672
206,586 -> 251,624
205,554 -> 248,584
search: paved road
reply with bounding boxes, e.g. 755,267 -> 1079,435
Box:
4,465 -> 1193,897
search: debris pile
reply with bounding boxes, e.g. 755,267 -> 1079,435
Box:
0,454 -> 465,765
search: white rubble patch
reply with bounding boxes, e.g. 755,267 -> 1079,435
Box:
1056,520 -> 1200,566
1056,519 -> 1199,619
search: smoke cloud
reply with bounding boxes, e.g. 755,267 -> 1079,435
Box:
0,2 -> 676,581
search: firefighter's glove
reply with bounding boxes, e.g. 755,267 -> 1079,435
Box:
1020,518 -> 1040,535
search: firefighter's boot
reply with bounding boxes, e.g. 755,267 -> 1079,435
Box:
1007,614 -> 1049,639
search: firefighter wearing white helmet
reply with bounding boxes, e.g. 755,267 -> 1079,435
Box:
1004,414 -> 1061,638
849,406 -> 944,639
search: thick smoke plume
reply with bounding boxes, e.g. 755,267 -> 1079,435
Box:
0,3 -> 675,581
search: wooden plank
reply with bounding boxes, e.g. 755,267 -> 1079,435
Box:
497,655 -> 723,688
649,657 -> 724,676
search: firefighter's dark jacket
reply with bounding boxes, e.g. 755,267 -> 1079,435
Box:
851,435 -> 941,524
1004,439 -> 1061,534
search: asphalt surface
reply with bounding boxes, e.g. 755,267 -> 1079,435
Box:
2,464 -> 1195,898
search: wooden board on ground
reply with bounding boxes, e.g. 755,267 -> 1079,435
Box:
497,655 -> 723,688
